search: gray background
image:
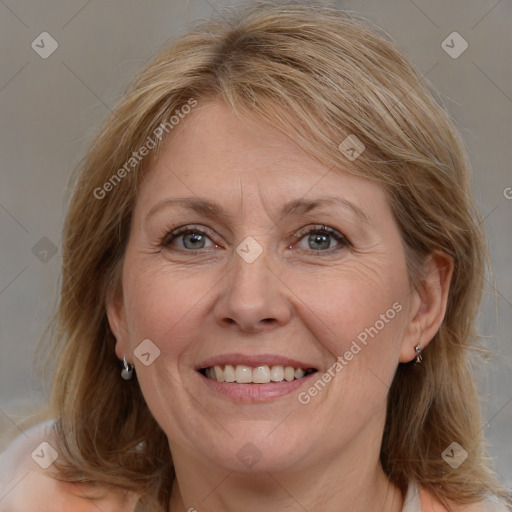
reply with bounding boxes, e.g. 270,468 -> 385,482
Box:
1,0 -> 511,488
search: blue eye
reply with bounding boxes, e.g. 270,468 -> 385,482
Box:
293,225 -> 349,253
160,224 -> 350,254
161,225 -> 217,251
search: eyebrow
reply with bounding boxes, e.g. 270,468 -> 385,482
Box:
145,196 -> 372,225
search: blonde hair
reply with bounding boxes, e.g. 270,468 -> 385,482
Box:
43,1 -> 510,510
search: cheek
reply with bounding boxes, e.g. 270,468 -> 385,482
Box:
293,263 -> 407,417
288,260 -> 406,353
121,262 -> 217,359
291,268 -> 407,421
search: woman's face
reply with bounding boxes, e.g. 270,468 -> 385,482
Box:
109,100 -> 421,475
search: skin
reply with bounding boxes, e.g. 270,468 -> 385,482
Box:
107,100 -> 453,512
0,99 -> 453,511
0,422 -> 139,511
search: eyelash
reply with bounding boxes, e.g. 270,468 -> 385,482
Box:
159,224 -> 351,255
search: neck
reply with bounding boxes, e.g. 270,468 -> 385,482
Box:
167,429 -> 404,512
169,467 -> 403,512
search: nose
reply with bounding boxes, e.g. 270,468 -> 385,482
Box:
214,248 -> 292,334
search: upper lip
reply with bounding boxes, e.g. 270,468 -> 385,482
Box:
197,353 -> 318,370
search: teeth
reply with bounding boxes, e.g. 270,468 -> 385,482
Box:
203,364 -> 313,383
284,366 -> 295,381
270,365 -> 284,382
224,364 -> 235,382
253,365 -> 270,383
214,365 -> 224,382
235,365 -> 253,383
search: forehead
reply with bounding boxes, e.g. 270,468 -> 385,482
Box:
135,100 -> 389,220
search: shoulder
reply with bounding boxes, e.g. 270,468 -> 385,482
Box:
458,498 -> 511,512
419,488 -> 510,512
450,501 -> 510,512
0,420 -> 139,512
0,419 -> 57,482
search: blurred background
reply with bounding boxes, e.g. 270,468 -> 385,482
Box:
1,0 -> 511,488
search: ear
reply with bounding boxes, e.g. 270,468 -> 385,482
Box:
106,281 -> 131,362
399,251 -> 454,363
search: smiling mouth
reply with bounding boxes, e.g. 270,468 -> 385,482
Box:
199,364 -> 318,384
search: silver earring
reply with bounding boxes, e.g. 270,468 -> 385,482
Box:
121,356 -> 134,380
415,341 -> 423,364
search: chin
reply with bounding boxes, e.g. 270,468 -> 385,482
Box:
195,427 -> 312,474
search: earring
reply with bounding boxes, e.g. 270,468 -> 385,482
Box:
121,356 -> 134,380
415,341 -> 423,364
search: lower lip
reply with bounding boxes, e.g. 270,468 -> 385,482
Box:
198,371 -> 317,403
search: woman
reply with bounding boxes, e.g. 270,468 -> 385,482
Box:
0,2 -> 510,511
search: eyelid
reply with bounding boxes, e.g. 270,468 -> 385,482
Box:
291,224 -> 351,251
160,223 -> 351,254
293,224 -> 348,241
160,224 -> 220,249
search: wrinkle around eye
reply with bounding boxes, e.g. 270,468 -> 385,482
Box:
141,215 -> 380,262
